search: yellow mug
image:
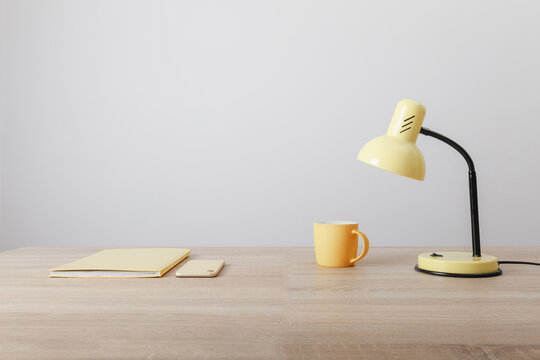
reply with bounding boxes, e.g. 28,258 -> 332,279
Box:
313,221 -> 369,267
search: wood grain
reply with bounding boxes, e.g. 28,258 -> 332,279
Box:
0,247 -> 539,359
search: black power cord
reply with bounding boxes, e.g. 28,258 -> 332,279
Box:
499,261 -> 540,266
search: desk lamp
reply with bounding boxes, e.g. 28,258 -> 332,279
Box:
358,99 -> 501,277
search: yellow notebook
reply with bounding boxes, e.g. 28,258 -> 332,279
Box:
49,248 -> 191,278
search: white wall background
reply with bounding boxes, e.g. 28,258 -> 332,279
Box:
1,0 -> 539,251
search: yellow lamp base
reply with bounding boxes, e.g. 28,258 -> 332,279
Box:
416,252 -> 502,278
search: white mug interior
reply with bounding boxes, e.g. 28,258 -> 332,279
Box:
315,221 -> 358,225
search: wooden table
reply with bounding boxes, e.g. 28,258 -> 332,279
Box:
0,247 -> 539,359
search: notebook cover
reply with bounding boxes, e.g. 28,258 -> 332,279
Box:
49,248 -> 191,277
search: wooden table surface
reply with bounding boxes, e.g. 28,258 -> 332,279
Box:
0,247 -> 539,360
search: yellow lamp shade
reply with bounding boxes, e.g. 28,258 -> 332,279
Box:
358,135 -> 425,180
358,99 -> 426,181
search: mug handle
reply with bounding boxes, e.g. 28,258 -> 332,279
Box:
349,230 -> 369,264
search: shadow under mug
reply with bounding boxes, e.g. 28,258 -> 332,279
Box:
313,221 -> 369,267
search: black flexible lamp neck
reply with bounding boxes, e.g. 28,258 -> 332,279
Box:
419,127 -> 481,257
